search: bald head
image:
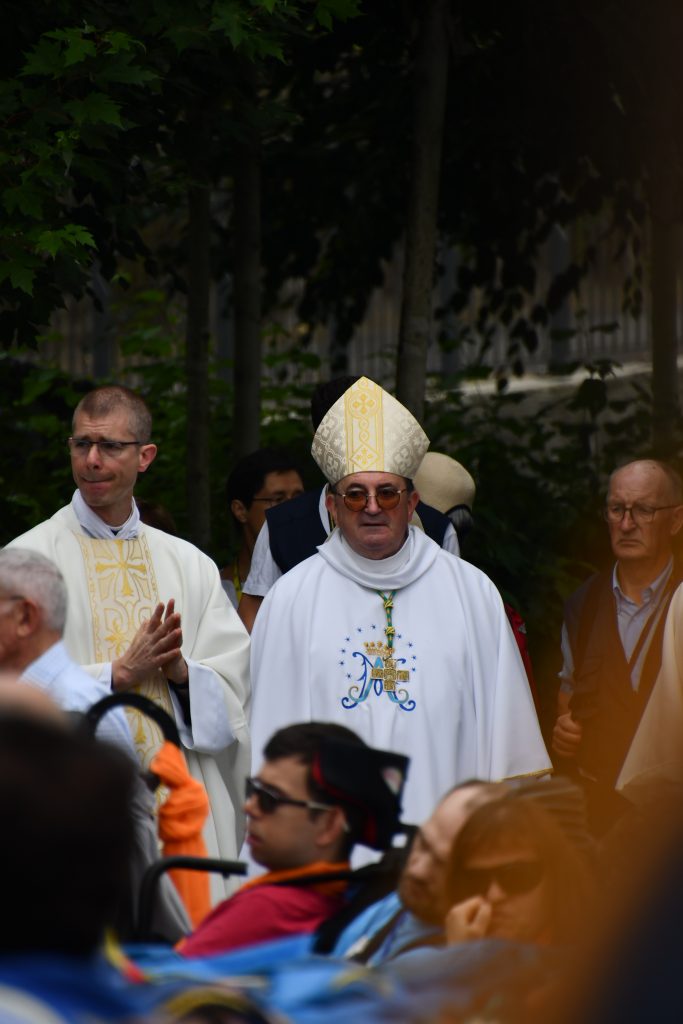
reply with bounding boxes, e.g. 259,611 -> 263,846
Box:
609,460 -> 682,504
398,782 -> 505,924
606,461 -> 683,576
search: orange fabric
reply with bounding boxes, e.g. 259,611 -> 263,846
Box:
238,859 -> 350,897
150,741 -> 211,927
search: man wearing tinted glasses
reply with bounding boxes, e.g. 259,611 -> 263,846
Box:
7,385 -> 250,902
237,376 -> 459,634
250,377 -> 550,831
179,721 -> 408,957
552,459 -> 683,833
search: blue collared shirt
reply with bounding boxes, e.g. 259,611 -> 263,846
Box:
22,640 -> 136,756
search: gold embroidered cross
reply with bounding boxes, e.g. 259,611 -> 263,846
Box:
371,658 -> 410,692
95,540 -> 146,598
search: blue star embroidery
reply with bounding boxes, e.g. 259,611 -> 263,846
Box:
345,636 -> 351,642
339,660 -> 345,666
356,627 -> 362,633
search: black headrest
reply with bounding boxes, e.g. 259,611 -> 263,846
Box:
311,737 -> 409,851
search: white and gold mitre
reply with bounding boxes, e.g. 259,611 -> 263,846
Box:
311,376 -> 430,484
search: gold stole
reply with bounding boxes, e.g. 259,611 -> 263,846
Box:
75,534 -> 176,772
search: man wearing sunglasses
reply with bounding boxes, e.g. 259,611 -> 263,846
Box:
180,722 -> 408,957
552,459 -> 683,833
250,377 -> 550,832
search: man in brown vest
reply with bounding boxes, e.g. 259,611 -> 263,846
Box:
552,459 -> 683,832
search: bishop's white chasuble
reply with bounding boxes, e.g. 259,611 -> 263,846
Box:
250,527 -> 550,827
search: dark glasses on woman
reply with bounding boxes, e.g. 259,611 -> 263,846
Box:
456,860 -> 544,899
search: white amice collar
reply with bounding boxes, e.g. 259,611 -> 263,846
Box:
71,489 -> 141,540
341,531 -> 412,576
316,524 -> 439,590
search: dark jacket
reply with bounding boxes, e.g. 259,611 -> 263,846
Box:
567,561 -> 683,787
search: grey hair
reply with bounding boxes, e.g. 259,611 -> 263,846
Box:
0,549 -> 67,633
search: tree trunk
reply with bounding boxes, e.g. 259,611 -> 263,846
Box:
396,0 -> 450,421
650,214 -> 680,456
185,151 -> 212,550
646,11 -> 682,456
233,66 -> 262,459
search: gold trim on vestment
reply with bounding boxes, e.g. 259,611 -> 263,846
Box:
501,768 -> 554,781
344,377 -> 384,474
75,533 -> 176,773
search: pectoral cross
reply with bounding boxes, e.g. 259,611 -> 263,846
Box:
371,657 -> 410,692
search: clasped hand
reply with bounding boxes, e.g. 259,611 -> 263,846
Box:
112,599 -> 188,690
551,712 -> 582,758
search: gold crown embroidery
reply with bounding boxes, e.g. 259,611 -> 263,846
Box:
364,640 -> 410,693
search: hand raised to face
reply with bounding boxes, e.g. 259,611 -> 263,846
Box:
444,895 -> 492,943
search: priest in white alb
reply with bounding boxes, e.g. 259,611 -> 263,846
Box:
8,385 -> 250,899
249,377 -> 550,827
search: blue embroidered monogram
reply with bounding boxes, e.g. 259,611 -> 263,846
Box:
340,636 -> 417,711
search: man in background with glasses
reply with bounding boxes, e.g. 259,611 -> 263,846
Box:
6,385 -> 251,904
552,459 -> 683,833
179,721 -> 408,957
250,377 -> 549,831
220,447 -> 304,609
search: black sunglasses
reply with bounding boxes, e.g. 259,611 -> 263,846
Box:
455,860 -> 544,900
245,776 -> 334,815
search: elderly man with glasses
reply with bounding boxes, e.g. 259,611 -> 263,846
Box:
249,377 -> 549,831
179,721 -> 407,957
6,385 -> 250,904
552,459 -> 683,833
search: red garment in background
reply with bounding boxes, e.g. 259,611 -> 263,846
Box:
504,602 -> 539,713
179,860 -> 348,958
